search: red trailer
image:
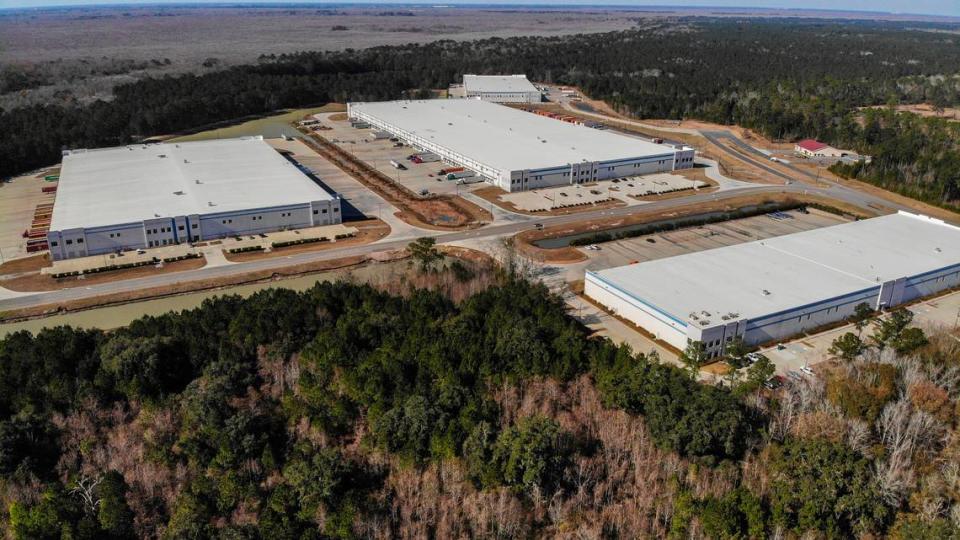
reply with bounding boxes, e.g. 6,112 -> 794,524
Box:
26,241 -> 48,253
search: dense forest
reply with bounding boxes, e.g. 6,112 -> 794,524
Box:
2,18 -> 960,207
0,258 -> 958,538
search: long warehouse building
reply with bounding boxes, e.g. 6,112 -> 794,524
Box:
347,99 -> 695,192
585,212 -> 960,358
48,136 -> 341,260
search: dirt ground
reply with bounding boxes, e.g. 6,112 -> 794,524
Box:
859,103 -> 960,121
0,255 -> 207,292
515,192 -> 876,263
0,254 -> 51,275
162,104 -> 345,142
222,219 -> 389,262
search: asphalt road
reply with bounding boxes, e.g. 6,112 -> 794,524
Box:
0,102 -> 919,313
0,178 -> 897,313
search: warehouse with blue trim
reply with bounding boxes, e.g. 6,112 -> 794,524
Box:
47,137 -> 341,260
585,212 -> 960,357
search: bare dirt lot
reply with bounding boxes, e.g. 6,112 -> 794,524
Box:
859,103 -> 960,121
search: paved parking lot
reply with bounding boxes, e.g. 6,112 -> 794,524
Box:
582,208 -> 848,270
501,173 -> 706,211
761,289 -> 960,374
45,244 -> 197,275
505,183 -> 614,211
0,170 -> 58,263
316,112 -> 483,198
266,137 -> 421,239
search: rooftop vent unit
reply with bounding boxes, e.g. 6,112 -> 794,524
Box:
762,289 -> 771,296
208,201 -> 215,207
689,313 -> 700,320
173,191 -> 185,196
699,320 -> 711,326
158,154 -> 167,158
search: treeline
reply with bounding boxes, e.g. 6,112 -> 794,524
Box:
2,266 -> 958,537
0,275 -> 760,538
4,18 -> 960,182
829,108 -> 960,210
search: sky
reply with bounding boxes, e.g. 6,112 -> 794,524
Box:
0,0 -> 957,17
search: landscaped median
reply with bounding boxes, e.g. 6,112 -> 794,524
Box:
0,253 -> 208,292
221,220 -> 387,262
50,252 -> 204,279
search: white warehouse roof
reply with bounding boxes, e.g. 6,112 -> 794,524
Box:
589,212 -> 960,325
463,74 -> 539,94
52,137 -> 335,231
348,99 -> 675,174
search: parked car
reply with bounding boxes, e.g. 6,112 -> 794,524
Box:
764,376 -> 784,390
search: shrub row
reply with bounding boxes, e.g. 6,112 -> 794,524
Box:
228,245 -> 265,254
162,253 -> 203,263
52,259 -> 155,279
271,237 -> 328,249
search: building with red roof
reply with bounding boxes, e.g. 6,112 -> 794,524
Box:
795,139 -> 845,157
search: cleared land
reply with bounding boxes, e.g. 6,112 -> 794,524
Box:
859,103 -> 960,121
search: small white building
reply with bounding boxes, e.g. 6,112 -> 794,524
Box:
585,212 -> 960,357
462,74 -> 542,104
347,99 -> 694,192
47,137 -> 341,260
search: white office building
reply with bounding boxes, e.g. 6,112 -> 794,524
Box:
462,74 -> 542,103
347,99 -> 695,192
585,212 -> 960,357
48,136 -> 341,260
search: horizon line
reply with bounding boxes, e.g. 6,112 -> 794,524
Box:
1,1 -> 958,19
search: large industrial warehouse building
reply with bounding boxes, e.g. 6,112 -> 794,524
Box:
585,212 -> 960,357
462,74 -> 542,103
347,99 -> 695,192
48,136 -> 341,260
